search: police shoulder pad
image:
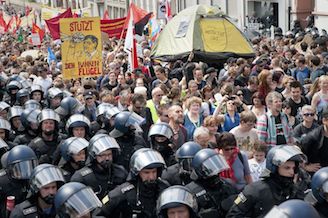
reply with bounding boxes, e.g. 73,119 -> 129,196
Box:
121,184 -> 134,193
0,169 -> 6,177
234,192 -> 247,205
61,169 -> 70,176
80,168 -> 93,177
23,206 -> 37,215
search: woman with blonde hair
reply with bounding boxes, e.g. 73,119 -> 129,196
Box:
183,96 -> 204,141
311,75 -> 328,120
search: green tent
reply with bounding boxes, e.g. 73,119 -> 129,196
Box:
151,5 -> 255,63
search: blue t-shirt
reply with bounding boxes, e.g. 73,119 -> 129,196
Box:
292,67 -> 310,85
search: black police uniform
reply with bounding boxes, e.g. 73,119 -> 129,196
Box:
71,163 -> 128,200
114,134 -> 146,171
10,196 -> 56,218
28,134 -> 66,164
14,131 -> 37,145
315,202 -> 328,218
227,175 -> 305,218
186,178 -> 237,218
60,162 -> 79,182
99,179 -> 169,218
0,170 -> 29,217
161,163 -> 191,185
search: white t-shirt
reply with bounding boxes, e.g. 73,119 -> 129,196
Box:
230,127 -> 259,153
248,158 -> 266,182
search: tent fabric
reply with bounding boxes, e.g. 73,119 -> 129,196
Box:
151,5 -> 255,63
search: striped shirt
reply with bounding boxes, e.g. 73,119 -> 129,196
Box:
256,110 -> 293,148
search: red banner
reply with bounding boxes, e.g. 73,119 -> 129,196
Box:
100,17 -> 126,38
45,8 -> 73,40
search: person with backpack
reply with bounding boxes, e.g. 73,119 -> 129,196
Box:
256,91 -> 294,149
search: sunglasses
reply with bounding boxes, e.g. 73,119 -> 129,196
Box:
237,93 -> 243,96
223,147 -> 236,151
303,113 -> 315,117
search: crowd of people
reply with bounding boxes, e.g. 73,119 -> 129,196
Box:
0,3 -> 328,218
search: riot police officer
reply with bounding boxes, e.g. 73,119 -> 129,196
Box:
227,145 -> 307,217
94,103 -> 120,135
10,164 -> 66,218
14,109 -> 41,145
149,122 -> 176,166
162,141 -> 202,185
4,80 -> 22,106
71,134 -> 127,200
264,199 -> 320,218
28,109 -> 66,164
0,117 -> 16,148
8,106 -> 24,141
0,138 -> 8,168
55,96 -> 85,121
310,167 -> 328,217
65,114 -> 91,138
46,87 -> 63,110
54,182 -> 103,218
109,111 -> 147,170
157,185 -> 199,218
0,145 -> 39,217
186,148 -> 237,218
100,148 -> 169,218
30,84 -> 44,107
15,88 -> 29,106
24,100 -> 42,111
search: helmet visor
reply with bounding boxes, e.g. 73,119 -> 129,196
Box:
157,187 -> 197,214
32,166 -> 65,189
64,187 -> 102,217
93,136 -> 120,154
264,206 -> 289,218
201,154 -> 229,177
322,180 -> 328,201
72,101 -> 85,114
132,149 -> 165,173
272,146 -> 307,167
148,123 -> 173,139
11,159 -> 38,179
126,112 -> 145,126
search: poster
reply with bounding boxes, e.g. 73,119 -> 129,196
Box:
60,17 -> 102,79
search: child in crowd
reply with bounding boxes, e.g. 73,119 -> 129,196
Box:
248,142 -> 267,182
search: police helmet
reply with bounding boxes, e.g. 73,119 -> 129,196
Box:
104,105 -> 121,120
0,101 -> 10,112
20,109 -> 41,129
265,145 -> 306,174
55,96 -> 84,117
30,164 -> 65,194
148,122 -> 174,142
7,145 -> 38,179
192,148 -> 229,179
47,87 -> 63,100
20,79 -> 32,91
55,182 -> 102,218
24,99 -> 42,110
16,88 -> 30,102
157,185 -> 198,218
38,108 -> 60,123
96,103 -> 113,118
129,148 -> 166,177
0,117 -> 11,132
110,111 -> 145,138
65,114 -> 91,135
30,84 -> 43,95
176,141 -> 202,173
311,167 -> 328,203
61,137 -> 89,162
264,199 -> 320,218
6,80 -> 22,92
1,151 -> 9,169
8,106 -> 23,121
88,134 -> 120,161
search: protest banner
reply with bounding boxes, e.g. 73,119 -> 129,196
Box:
60,17 -> 102,79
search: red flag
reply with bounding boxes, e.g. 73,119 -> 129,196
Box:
103,10 -> 109,20
123,3 -> 152,36
101,17 -> 126,38
124,11 -> 138,70
45,8 -> 73,40
0,14 -> 6,32
6,16 -> 14,32
32,23 -> 45,41
165,0 -> 172,21
25,6 -> 30,16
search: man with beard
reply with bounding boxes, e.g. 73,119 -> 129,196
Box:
14,109 -> 41,145
109,111 -> 147,171
129,93 -> 153,142
10,164 -> 65,218
186,148 -> 237,218
70,134 -> 127,200
59,137 -> 89,181
148,122 -> 176,166
100,148 -> 169,218
28,109 -> 66,164
168,104 -> 188,151
227,145 -> 306,217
